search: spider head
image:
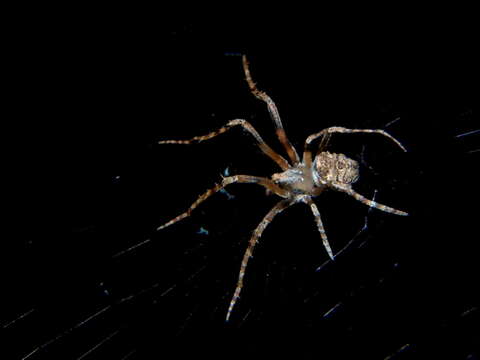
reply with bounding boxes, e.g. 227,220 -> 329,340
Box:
313,151 -> 359,186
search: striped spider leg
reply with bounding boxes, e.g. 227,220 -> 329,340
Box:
226,198 -> 293,321
242,55 -> 300,165
156,175 -> 289,232
159,118 -> 290,171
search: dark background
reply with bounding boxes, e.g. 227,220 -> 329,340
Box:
3,9 -> 477,360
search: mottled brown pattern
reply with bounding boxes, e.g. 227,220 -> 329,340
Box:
315,151 -> 360,185
157,56 -> 408,321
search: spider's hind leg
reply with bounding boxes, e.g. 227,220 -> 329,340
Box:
332,183 -> 409,216
303,126 -> 407,168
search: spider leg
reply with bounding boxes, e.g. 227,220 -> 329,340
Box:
159,119 -> 290,170
157,175 -> 289,231
303,126 -> 407,168
303,197 -> 334,260
226,198 -> 293,321
317,132 -> 332,154
311,132 -> 333,166
331,183 -> 409,216
242,55 -> 300,165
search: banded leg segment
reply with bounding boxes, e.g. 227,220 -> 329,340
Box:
159,119 -> 290,170
226,199 -> 293,321
332,183 -> 409,216
157,175 -> 289,231
242,55 -> 300,165
303,126 -> 407,168
304,197 -> 334,260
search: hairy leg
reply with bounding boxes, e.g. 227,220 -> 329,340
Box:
226,198 -> 293,321
303,197 -> 334,260
331,183 -> 409,216
157,175 -> 289,231
304,132 -> 332,169
159,119 -> 290,170
317,132 -> 332,154
303,126 -> 407,168
242,55 -> 300,165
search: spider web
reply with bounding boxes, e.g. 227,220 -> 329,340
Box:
4,17 -> 477,360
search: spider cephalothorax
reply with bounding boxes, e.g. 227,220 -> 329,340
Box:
271,166 -> 317,195
157,55 -> 408,321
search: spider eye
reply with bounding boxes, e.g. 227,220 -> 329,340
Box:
337,161 -> 345,170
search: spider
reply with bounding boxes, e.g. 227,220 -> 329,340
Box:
157,55 -> 408,321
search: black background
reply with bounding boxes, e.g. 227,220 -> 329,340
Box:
3,8 -> 477,360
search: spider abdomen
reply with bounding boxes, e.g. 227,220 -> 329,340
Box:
314,151 -> 360,185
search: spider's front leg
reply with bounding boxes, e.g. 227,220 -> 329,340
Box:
242,55 -> 300,165
159,119 -> 290,170
157,175 -> 289,231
